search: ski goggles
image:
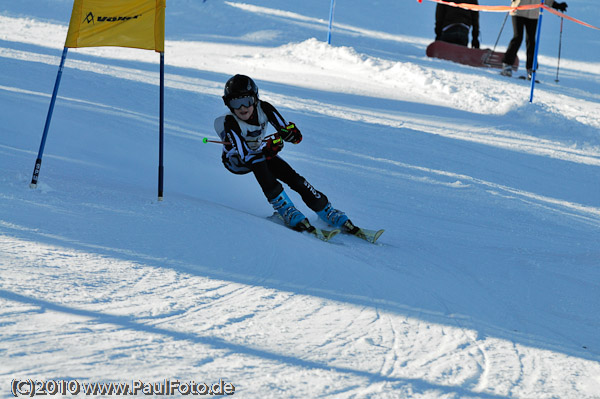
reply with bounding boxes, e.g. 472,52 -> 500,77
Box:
228,96 -> 255,110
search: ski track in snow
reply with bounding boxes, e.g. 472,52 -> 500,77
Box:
3,233 -> 599,398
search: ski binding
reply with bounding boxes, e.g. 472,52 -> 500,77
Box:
343,221 -> 384,244
268,213 -> 340,242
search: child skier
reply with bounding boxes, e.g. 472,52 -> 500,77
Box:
213,74 -> 382,242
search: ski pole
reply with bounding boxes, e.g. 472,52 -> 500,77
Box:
492,12 -> 509,54
529,0 -> 545,103
203,132 -> 283,146
327,0 -> 335,44
485,12 -> 509,65
203,137 -> 230,145
555,17 -> 563,82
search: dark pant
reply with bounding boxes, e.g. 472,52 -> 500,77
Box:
251,156 -> 328,212
440,24 -> 469,47
503,16 -> 538,70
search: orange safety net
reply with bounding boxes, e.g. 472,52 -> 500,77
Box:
419,0 -> 600,30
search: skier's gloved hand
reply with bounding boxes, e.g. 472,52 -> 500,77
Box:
552,1 -> 567,12
263,134 -> 284,160
471,38 -> 480,49
279,123 -> 302,144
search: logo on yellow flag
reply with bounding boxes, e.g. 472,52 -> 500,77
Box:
83,12 -> 94,24
65,0 -> 165,52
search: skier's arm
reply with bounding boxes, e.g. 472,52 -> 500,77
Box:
260,101 -> 287,130
261,101 -> 302,144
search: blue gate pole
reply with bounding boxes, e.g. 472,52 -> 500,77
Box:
529,0 -> 545,103
158,52 -> 165,201
327,0 -> 336,44
30,47 -> 69,188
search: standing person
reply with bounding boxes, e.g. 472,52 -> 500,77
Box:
435,0 -> 480,49
213,74 -> 383,242
501,0 -> 568,78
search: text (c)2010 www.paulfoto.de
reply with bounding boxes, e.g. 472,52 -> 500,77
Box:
11,378 -> 236,397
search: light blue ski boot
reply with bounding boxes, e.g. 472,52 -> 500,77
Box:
316,202 -> 349,228
269,190 -> 306,228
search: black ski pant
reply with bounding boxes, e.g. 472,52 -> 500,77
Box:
502,16 -> 538,71
251,156 -> 328,212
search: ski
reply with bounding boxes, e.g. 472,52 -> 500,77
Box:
297,219 -> 341,242
268,213 -> 383,243
343,221 -> 384,244
352,227 -> 385,243
268,213 -> 340,242
518,75 -> 540,83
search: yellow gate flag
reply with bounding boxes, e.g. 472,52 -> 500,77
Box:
65,0 -> 165,52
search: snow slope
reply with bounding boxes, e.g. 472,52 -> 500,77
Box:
1,0 -> 599,398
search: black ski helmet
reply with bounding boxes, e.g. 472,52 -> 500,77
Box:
223,74 -> 259,110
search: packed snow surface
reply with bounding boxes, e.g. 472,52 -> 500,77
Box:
1,0 -> 599,398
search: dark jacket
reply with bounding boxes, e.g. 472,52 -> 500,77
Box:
435,0 -> 480,42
